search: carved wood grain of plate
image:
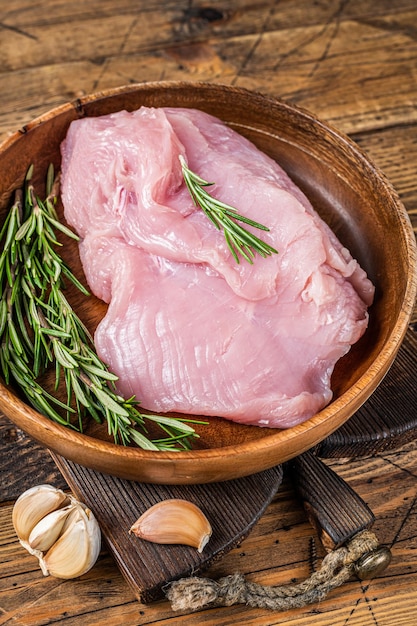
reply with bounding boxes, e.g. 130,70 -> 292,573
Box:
50,453 -> 283,603
316,325 -> 417,458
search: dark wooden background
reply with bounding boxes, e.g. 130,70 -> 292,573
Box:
1,1 -> 417,624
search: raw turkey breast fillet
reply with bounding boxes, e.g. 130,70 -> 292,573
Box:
60,106 -> 374,428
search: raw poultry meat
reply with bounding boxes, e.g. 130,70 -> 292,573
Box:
60,106 -> 374,428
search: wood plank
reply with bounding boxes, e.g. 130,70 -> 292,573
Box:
351,125 -> 417,234
317,327 -> 417,457
1,2 -> 417,141
2,0 -> 415,68
2,442 -> 417,624
226,11 -> 417,134
0,419 -> 66,502
50,454 -> 283,603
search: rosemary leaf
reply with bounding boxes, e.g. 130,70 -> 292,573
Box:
15,219 -> 33,241
90,384 -> 131,418
0,298 -> 7,336
180,155 -> 278,264
144,413 -> 198,434
44,214 -> 81,240
52,340 -> 78,369
3,205 -> 18,252
46,162 -> 55,196
128,429 -> 161,451
69,369 -> 91,408
8,318 -> 24,355
80,361 -> 119,381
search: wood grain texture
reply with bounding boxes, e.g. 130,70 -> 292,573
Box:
1,0 -> 417,623
50,454 -> 283,603
1,1 -> 417,141
0,419 -> 67,501
290,451 -> 375,551
2,443 -> 417,625
317,327 -> 417,457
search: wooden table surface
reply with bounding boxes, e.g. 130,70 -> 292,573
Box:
1,1 -> 417,624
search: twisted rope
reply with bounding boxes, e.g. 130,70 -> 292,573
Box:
165,529 -> 378,613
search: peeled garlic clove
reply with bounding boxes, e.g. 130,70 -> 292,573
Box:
40,505 -> 101,579
12,484 -> 70,541
28,505 -> 73,552
130,499 -> 212,553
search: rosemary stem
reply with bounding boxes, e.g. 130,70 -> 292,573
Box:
0,167 -> 202,451
180,155 -> 278,264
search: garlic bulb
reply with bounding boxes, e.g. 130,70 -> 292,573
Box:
12,484 -> 101,579
129,499 -> 212,553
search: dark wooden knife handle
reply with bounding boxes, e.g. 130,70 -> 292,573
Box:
289,451 -> 375,552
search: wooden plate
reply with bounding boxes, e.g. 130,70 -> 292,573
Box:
0,81 -> 416,484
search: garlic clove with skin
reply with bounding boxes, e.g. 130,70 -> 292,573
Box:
12,484 -> 70,542
129,499 -> 212,553
41,506 -> 101,579
27,504 -> 74,553
12,484 -> 101,579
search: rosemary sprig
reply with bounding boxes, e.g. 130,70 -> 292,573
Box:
180,155 -> 278,264
0,165 -> 203,451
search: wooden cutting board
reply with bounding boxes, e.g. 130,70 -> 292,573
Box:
50,454 -> 283,603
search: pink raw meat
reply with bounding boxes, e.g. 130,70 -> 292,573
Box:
60,107 -> 374,428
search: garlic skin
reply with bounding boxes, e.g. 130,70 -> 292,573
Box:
12,484 -> 70,542
130,499 -> 212,553
27,505 -> 74,552
12,484 -> 101,579
41,505 -> 101,579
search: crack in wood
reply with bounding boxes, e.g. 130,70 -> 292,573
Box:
118,16 -> 141,56
361,585 -> 381,626
231,0 -> 280,85
388,491 -> 417,548
357,16 -> 417,42
271,0 -> 350,75
308,0 -> 350,77
0,21 -> 37,40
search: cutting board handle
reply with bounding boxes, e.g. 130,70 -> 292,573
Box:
289,451 -> 374,551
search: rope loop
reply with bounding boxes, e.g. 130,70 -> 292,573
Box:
165,530 -> 380,613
